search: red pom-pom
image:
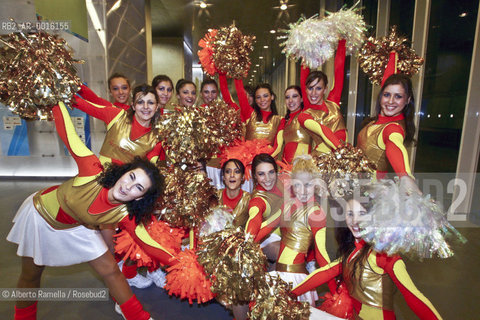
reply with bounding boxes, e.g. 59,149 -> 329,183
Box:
319,283 -> 355,319
115,219 -> 185,269
198,29 -> 218,76
164,249 -> 215,304
218,138 -> 273,180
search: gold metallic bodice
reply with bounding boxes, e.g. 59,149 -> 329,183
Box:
283,113 -> 312,146
100,113 -> 158,163
357,119 -> 406,172
250,187 -> 283,221
304,101 -> 346,154
217,189 -> 251,228
245,112 -> 282,144
34,179 -> 128,230
344,251 -> 396,310
281,200 -> 318,254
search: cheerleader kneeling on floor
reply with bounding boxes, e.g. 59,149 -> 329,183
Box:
7,102 -> 175,320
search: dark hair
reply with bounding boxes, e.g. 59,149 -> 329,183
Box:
251,153 -> 278,184
97,157 -> 164,224
305,71 -> 328,89
200,78 -> 218,91
175,79 -> 196,94
244,85 -> 255,99
128,84 -> 160,124
152,74 -> 173,90
374,74 -> 416,144
334,190 -> 373,288
284,85 -> 304,120
221,159 -> 246,181
108,73 -> 131,89
252,83 -> 278,122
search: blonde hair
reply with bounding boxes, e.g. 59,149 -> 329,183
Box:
291,155 -> 320,179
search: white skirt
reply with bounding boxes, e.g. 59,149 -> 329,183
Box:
269,270 -> 318,306
6,193 -> 108,267
309,306 -> 344,320
259,232 -> 281,249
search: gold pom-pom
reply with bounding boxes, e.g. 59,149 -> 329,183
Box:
213,24 -> 255,79
196,228 -> 267,305
157,165 -> 217,229
156,101 -> 242,165
357,26 -> 424,85
0,31 -> 82,120
248,273 -> 311,320
313,144 -> 376,198
202,99 -> 244,149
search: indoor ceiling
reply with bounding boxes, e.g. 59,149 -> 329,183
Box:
150,0 -> 321,84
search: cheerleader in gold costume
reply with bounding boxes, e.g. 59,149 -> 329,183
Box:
7,102 -> 174,320
244,153 -> 283,261
200,78 -> 219,106
152,74 -> 174,112
108,73 -> 131,111
356,72 -> 419,193
296,39 -> 347,156
271,86 -> 342,164
175,79 -> 197,108
271,156 -> 331,305
76,84 -> 165,166
217,159 -> 251,228
76,84 -> 167,288
291,194 -> 442,319
219,73 -> 281,145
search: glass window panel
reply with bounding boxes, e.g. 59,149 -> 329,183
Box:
353,0 -> 378,144
389,0 -> 415,39
415,0 -> 479,173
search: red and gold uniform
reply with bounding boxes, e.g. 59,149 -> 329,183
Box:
269,197 -> 331,304
357,114 -> 412,179
277,197 -> 330,272
298,39 -> 347,155
77,85 -> 165,165
244,184 -> 283,243
292,240 -> 441,319
217,189 -> 251,228
9,102 -> 175,267
272,110 -> 313,163
114,101 -> 130,111
219,74 -> 281,144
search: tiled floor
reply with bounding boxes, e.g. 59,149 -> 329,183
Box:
1,178 -> 478,319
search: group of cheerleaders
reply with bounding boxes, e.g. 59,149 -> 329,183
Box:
7,37 -> 443,320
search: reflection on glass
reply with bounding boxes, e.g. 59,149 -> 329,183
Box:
353,0 -> 377,144
415,0 -> 479,173
389,0 -> 414,39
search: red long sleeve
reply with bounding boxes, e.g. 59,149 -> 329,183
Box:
244,197 -> 267,239
300,65 -> 312,110
271,118 -> 286,158
218,73 -> 239,110
377,254 -> 441,319
52,103 -> 102,177
74,96 -> 122,125
327,39 -> 346,104
298,113 -> 342,149
146,141 -> 166,163
118,216 -> 177,267
291,261 -> 342,297
382,123 -> 411,177
234,78 -> 253,122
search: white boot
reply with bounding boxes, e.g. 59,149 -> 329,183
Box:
126,273 -> 153,289
147,268 -> 167,288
